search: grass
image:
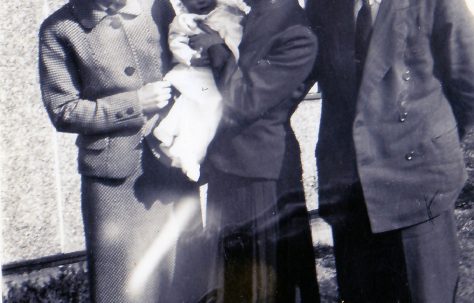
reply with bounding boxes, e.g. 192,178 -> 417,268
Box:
3,264 -> 90,303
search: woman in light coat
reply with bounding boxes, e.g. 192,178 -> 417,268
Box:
39,0 -> 200,302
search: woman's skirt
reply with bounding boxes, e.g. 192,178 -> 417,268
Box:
81,147 -> 199,303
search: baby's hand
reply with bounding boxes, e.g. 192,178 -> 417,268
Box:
192,15 -> 207,23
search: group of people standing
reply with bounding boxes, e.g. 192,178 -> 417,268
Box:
39,0 -> 474,302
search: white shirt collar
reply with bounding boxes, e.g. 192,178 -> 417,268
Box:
354,0 -> 382,22
364,0 -> 382,5
356,0 -> 382,7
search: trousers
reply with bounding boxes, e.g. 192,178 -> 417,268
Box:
329,184 -> 459,303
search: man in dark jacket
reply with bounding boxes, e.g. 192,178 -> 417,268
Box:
306,0 -> 474,302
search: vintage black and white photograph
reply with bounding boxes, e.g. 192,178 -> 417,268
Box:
1,0 -> 473,302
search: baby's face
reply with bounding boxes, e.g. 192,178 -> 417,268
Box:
181,0 -> 217,14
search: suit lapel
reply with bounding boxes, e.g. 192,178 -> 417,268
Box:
358,0 -> 411,98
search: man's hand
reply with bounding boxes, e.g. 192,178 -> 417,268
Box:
189,22 -> 224,52
190,56 -> 211,67
138,80 -> 172,114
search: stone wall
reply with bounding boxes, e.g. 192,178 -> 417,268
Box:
1,0 -> 84,264
0,0 -> 320,264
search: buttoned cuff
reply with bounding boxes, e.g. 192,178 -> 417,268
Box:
99,90 -> 145,129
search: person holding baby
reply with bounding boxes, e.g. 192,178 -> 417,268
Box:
150,0 -> 250,181
156,0 -> 321,301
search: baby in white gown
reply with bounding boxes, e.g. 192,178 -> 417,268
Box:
153,0 -> 250,181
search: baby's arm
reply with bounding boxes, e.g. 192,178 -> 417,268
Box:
169,16 -> 202,66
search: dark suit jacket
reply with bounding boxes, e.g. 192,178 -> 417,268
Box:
306,0 -> 474,232
206,0 -> 318,187
39,0 -> 174,179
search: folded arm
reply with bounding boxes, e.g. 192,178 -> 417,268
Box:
39,28 -> 171,134
206,26 -> 318,125
39,26 -> 146,135
168,18 -> 201,66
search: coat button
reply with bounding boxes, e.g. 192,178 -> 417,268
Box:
402,70 -> 411,81
80,19 -> 94,28
405,151 -> 416,161
126,107 -> 134,115
110,17 -> 121,29
116,111 -> 124,119
399,112 -> 408,122
354,119 -> 364,127
124,67 -> 135,76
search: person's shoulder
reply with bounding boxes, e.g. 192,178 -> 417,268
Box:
40,3 -> 76,36
277,24 -> 317,43
270,23 -> 317,54
151,0 -> 176,24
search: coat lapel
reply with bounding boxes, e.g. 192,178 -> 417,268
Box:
71,0 -> 142,29
358,0 -> 411,98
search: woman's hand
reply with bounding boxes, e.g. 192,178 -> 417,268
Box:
189,22 -> 224,52
137,80 -> 172,114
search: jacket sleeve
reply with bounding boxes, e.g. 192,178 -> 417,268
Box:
39,24 -> 145,135
208,25 -> 318,125
433,0 -> 474,138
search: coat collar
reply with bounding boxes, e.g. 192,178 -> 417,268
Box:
71,0 -> 142,29
357,0 -> 411,98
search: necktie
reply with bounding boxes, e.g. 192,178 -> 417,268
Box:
355,0 -> 373,86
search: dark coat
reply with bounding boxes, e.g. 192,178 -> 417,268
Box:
206,0 -> 318,189
203,2 -> 319,300
306,0 -> 474,232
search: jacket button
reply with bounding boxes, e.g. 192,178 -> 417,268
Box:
405,151 -> 416,161
399,112 -> 408,122
124,67 -> 135,76
116,111 -> 124,119
126,107 -> 134,115
110,17 -> 121,29
80,19 -> 94,28
402,70 -> 411,81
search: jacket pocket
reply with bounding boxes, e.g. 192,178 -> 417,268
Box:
75,135 -> 109,151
